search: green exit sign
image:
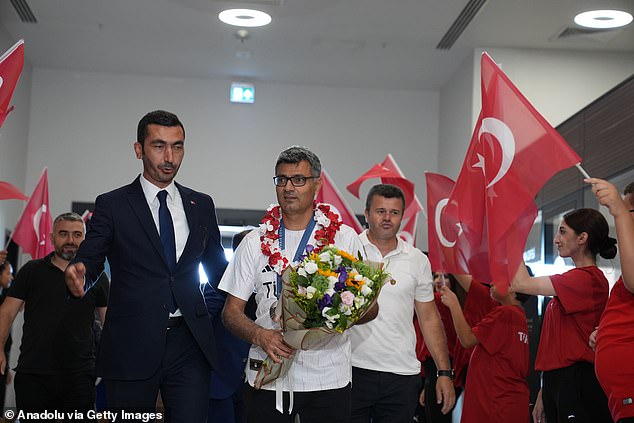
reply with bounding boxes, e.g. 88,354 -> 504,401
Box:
230,82 -> 255,104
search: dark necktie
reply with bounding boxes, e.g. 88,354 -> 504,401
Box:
157,190 -> 177,272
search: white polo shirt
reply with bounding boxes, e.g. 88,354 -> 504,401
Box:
350,230 -> 434,375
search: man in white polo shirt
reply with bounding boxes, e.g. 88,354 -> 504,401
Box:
350,184 -> 456,423
219,146 -> 368,423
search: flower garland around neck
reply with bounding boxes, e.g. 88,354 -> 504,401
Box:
260,201 -> 342,275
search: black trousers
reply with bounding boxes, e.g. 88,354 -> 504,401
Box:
14,371 -> 96,422
243,382 -> 351,423
350,366 -> 421,423
542,362 -> 612,423
105,323 -> 211,423
422,359 -> 458,423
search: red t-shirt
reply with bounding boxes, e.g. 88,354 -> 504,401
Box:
461,305 -> 530,423
415,293 -> 457,378
596,277 -> 634,421
453,282 -> 498,387
535,266 -> 608,371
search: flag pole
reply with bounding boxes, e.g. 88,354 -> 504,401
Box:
575,163 -> 591,179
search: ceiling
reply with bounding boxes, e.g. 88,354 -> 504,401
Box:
1,0 -> 633,91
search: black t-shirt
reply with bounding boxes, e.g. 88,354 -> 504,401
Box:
9,253 -> 109,375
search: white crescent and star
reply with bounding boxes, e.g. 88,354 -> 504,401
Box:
473,117 -> 515,189
435,198 -> 463,248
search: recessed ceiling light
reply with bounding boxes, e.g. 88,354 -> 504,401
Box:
218,9 -> 272,28
574,9 -> 633,29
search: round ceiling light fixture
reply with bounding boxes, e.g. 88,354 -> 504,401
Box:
574,9 -> 633,29
218,9 -> 272,27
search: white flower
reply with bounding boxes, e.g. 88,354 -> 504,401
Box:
319,252 -> 331,263
354,296 -> 367,308
304,261 -> 318,274
297,267 -> 307,277
364,277 -> 373,287
354,274 -> 364,282
333,254 -> 342,265
361,284 -> 372,296
339,304 -> 352,315
316,213 -> 331,227
321,306 -> 340,328
306,286 -> 317,299
325,288 -> 336,297
327,276 -> 338,290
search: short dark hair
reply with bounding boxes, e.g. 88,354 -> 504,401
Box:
624,182 -> 634,196
137,110 -> 185,146
0,260 -> 10,275
275,146 -> 321,177
365,184 -> 406,211
563,208 -> 617,260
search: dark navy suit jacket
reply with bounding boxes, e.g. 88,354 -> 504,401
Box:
73,176 -> 227,380
204,286 -> 253,400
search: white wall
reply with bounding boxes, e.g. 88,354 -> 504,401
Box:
25,68 -> 440,242
0,30 -> 31,240
438,48 -> 634,182
438,52 -> 478,180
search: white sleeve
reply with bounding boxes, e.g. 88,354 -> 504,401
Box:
415,252 -> 434,303
218,234 -> 258,301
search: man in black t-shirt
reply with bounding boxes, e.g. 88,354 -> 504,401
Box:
0,212 -> 108,419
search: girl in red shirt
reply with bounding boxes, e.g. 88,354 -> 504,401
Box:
441,281 -> 530,423
589,178 -> 634,423
511,208 -> 615,423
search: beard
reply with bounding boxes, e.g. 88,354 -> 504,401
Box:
55,244 -> 77,261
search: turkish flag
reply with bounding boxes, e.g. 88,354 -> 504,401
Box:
448,53 -> 581,291
0,39 -> 25,128
380,154 -> 424,220
398,214 -> 418,246
0,181 -> 28,200
347,163 -> 415,207
425,172 -> 469,274
316,169 -> 364,234
12,169 -> 54,259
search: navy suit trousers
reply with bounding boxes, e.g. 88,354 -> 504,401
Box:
105,323 -> 211,423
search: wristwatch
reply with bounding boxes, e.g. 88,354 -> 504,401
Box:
437,369 -> 455,380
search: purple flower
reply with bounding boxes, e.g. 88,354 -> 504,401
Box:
306,244 -> 315,254
335,281 -> 346,292
318,293 -> 332,311
337,267 -> 348,283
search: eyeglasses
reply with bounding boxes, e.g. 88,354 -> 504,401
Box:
273,175 -> 317,187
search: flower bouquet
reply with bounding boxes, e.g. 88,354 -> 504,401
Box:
254,244 -> 391,388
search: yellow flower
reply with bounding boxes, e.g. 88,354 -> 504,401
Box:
338,250 -> 358,262
318,269 -> 338,278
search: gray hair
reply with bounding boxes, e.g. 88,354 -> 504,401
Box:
53,212 -> 85,232
275,146 -> 321,177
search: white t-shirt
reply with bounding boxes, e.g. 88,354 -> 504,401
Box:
350,230 -> 434,375
218,221 -> 364,391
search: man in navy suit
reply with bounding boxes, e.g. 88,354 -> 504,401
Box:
66,110 -> 227,422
